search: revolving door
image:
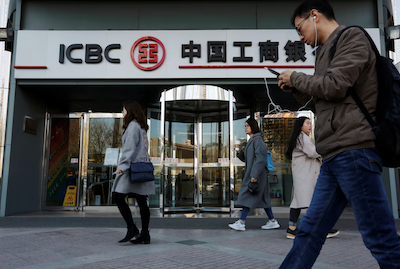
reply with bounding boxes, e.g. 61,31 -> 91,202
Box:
148,86 -> 251,213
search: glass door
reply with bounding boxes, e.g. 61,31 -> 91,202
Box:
163,111 -> 196,212
85,113 -> 123,206
232,110 -> 251,207
147,108 -> 163,209
44,112 -> 155,210
200,112 -> 230,210
42,113 -> 83,209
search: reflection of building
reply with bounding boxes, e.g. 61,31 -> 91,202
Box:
263,113 -> 298,164
264,114 -> 296,207
263,112 -> 313,206
150,137 -> 161,157
202,144 -> 229,163
174,143 -> 194,162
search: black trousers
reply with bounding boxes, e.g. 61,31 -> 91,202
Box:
113,192 -> 150,232
289,207 -> 307,225
290,208 -> 301,224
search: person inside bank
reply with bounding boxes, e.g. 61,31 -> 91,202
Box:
228,118 -> 280,231
286,116 -> 338,239
112,100 -> 155,244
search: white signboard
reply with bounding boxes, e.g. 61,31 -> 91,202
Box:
14,29 -> 381,79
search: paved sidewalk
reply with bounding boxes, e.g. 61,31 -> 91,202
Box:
0,226 -> 382,269
1,208 -> 399,268
1,208 -> 398,269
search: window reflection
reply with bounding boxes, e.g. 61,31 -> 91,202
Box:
87,118 -> 123,206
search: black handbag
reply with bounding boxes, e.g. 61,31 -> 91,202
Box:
248,181 -> 259,195
129,161 -> 155,183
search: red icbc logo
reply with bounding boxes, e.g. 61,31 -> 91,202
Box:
130,36 -> 166,71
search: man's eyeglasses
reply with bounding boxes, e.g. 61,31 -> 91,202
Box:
295,14 -> 310,36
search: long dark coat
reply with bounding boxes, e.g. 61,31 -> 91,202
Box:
236,133 -> 271,209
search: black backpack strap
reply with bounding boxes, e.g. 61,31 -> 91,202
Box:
348,88 -> 377,128
330,26 -> 379,128
330,25 -> 380,61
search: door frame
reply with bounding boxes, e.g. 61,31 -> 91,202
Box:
41,113 -> 84,211
159,98 -> 234,214
41,112 -> 123,211
80,113 -> 123,210
162,108 -> 197,213
198,111 -> 231,212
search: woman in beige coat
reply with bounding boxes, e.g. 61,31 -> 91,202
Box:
286,117 -> 339,239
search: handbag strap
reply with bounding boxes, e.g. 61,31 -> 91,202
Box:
143,131 -> 151,162
253,137 -> 263,154
131,126 -> 151,163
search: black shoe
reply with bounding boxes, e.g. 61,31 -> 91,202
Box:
286,228 -> 298,239
326,229 -> 340,238
118,225 -> 139,243
131,230 -> 150,244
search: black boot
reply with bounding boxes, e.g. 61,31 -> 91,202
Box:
118,225 -> 139,243
131,230 -> 150,244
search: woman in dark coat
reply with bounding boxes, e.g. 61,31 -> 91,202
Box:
113,100 -> 155,244
228,118 -> 280,231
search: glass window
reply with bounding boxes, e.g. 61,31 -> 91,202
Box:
233,110 -> 249,206
148,109 -> 162,208
263,113 -> 298,206
46,118 -> 80,206
87,118 -> 123,206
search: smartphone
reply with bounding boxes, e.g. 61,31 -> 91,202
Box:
267,67 -> 280,76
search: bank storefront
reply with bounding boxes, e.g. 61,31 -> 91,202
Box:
1,0 -> 398,217
10,28 -> 383,215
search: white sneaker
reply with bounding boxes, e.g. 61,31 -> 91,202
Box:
261,220 -> 280,230
228,220 -> 246,231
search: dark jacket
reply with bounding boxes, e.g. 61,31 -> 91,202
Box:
290,26 -> 377,159
236,133 -> 271,209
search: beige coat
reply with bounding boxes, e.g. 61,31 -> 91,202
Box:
290,132 -> 321,209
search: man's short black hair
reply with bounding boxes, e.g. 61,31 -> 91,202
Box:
291,0 -> 336,26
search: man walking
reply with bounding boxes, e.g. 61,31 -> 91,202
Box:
278,0 -> 400,268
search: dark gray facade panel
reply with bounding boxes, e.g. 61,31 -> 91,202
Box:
5,87 -> 45,216
21,1 -> 140,30
331,0 -> 377,28
138,2 -> 257,30
257,0 -> 377,29
20,0 -> 378,30
256,1 -> 303,29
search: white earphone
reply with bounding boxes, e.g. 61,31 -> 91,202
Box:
313,14 -> 318,51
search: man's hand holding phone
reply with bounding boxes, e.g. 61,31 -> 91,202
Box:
267,67 -> 294,92
278,70 -> 295,92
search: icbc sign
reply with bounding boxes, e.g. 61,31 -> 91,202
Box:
130,36 -> 166,71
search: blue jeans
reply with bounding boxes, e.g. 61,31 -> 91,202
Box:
280,148 -> 400,269
240,207 -> 274,221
